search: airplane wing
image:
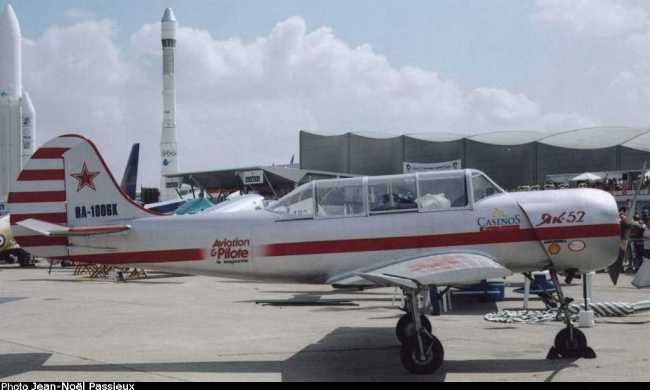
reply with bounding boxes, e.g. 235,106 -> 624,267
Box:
354,252 -> 512,290
330,275 -> 378,289
17,219 -> 130,237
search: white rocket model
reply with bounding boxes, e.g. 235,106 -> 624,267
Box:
160,8 -> 179,201
0,3 -> 35,203
21,91 -> 35,163
0,4 -> 21,98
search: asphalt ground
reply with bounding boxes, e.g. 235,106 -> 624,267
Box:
0,264 -> 648,382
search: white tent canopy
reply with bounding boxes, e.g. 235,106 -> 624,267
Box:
307,127 -> 650,150
570,172 -> 602,182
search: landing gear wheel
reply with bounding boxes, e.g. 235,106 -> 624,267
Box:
400,334 -> 444,374
17,249 -> 35,268
555,327 -> 586,354
396,314 -> 432,345
545,270 -> 597,360
549,327 -> 596,359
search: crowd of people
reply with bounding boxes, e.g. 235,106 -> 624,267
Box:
517,173 -> 647,194
583,178 -> 648,195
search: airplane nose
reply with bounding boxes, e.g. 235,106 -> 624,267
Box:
533,189 -> 620,274
585,189 -> 621,272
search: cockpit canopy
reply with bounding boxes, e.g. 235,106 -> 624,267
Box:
268,169 -> 503,218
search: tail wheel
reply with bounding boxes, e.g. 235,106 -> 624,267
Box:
396,314 -> 432,345
400,334 -> 444,374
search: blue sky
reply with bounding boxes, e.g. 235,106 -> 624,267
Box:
9,0 -> 545,90
3,0 -> 650,185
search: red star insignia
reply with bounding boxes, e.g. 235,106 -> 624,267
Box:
71,162 -> 100,192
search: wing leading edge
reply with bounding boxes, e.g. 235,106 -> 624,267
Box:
356,252 -> 512,290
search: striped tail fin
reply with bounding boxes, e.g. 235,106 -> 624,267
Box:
7,134 -> 160,259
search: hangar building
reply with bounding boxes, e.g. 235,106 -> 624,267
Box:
167,165 -> 354,200
299,127 -> 650,190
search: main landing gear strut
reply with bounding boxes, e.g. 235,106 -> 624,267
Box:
393,270 -> 596,374
396,288 -> 444,374
546,270 -> 596,360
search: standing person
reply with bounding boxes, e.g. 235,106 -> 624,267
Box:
631,215 -> 647,273
617,208 -> 632,273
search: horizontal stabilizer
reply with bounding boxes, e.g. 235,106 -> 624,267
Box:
17,218 -> 130,237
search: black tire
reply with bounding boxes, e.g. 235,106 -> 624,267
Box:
396,314 -> 432,345
17,249 -> 34,267
400,334 -> 444,375
18,259 -> 34,267
554,327 -> 587,357
3,254 -> 16,264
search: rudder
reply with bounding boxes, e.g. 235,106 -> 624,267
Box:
7,134 -> 159,259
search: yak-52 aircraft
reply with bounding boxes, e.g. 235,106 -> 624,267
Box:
7,134 -> 620,374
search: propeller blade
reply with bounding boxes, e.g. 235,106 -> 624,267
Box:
608,247 -> 625,286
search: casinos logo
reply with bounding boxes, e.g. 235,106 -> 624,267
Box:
477,208 -> 522,229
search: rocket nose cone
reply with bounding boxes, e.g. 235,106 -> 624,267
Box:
0,3 -> 22,97
161,8 -> 176,22
22,91 -> 35,113
0,3 -> 21,38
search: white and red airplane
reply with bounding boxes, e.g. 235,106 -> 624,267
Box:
7,134 -> 621,374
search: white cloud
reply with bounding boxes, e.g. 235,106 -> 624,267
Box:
22,15 -> 593,187
608,62 -> 650,123
464,88 -> 541,129
532,0 -> 650,126
533,0 -> 650,37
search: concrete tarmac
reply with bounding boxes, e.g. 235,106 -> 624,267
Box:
0,265 -> 649,382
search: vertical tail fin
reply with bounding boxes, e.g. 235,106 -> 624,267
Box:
120,143 -> 140,200
7,134 -> 159,258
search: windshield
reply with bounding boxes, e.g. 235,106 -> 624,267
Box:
472,172 -> 503,202
267,183 -> 314,218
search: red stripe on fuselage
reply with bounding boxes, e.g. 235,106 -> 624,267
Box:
10,212 -> 67,225
7,191 -> 66,203
15,236 -> 69,247
534,224 -> 618,241
49,249 -> 206,264
260,224 -> 620,257
17,170 -> 65,181
31,148 -> 69,159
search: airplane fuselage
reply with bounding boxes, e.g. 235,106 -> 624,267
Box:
63,188 -> 620,285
